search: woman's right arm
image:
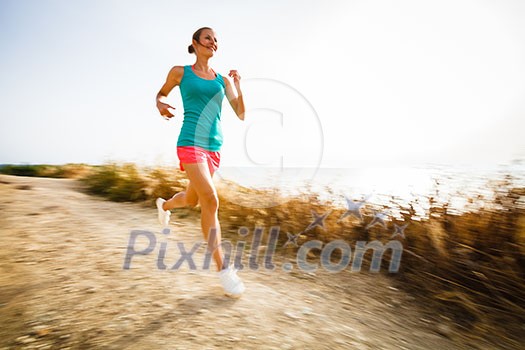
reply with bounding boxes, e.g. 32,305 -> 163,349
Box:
156,66 -> 184,119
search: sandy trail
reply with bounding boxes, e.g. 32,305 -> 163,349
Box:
0,175 -> 505,349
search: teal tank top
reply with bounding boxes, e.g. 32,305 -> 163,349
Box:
177,65 -> 226,151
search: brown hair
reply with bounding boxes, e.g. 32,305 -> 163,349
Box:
188,27 -> 213,54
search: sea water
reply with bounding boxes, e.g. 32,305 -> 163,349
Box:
215,161 -> 525,218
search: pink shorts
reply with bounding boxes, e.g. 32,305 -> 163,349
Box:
177,146 -> 221,173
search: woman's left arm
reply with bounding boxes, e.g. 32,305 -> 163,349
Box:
224,70 -> 245,121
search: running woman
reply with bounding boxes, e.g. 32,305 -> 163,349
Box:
155,27 -> 245,297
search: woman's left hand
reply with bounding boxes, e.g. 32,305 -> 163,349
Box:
225,69 -> 245,120
228,70 -> 241,85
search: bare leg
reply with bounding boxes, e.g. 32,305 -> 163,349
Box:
163,181 -> 198,210
175,163 -> 224,271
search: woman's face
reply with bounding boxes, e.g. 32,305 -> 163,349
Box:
194,29 -> 218,57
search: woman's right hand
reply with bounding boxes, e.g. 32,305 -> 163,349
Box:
156,66 -> 184,120
157,101 -> 176,120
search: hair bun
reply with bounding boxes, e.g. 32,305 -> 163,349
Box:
188,44 -> 194,54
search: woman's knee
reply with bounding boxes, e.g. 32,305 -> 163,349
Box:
199,191 -> 219,211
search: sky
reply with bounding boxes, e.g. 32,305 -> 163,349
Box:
1,0 -> 524,169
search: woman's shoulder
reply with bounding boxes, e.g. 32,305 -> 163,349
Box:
169,65 -> 186,76
166,66 -> 186,85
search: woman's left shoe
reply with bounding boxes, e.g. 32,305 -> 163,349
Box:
156,198 -> 171,227
219,266 -> 245,297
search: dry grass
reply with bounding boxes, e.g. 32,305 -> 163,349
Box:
397,183 -> 525,334
0,163 -> 91,179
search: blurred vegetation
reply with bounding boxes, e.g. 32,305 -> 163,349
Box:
2,162 -> 524,340
395,181 -> 525,337
0,163 -> 91,178
79,163 -> 189,203
80,163 -> 149,202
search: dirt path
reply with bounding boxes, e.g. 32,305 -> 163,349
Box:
0,175 -> 508,349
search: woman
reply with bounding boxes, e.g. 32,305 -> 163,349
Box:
155,27 -> 245,297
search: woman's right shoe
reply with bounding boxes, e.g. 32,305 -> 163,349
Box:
156,198 -> 171,227
219,266 -> 245,297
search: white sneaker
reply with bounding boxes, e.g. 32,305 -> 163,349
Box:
219,266 -> 245,297
156,198 -> 171,227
